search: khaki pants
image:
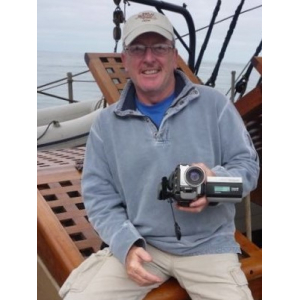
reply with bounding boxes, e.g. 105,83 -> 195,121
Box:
59,245 -> 253,300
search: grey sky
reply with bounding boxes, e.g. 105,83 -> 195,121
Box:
37,0 -> 262,63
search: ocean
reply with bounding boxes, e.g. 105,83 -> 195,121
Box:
37,51 -> 260,109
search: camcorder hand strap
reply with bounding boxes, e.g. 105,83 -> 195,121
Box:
168,199 -> 181,240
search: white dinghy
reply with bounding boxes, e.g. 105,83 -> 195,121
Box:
37,99 -> 103,151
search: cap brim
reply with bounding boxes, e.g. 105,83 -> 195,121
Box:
124,24 -> 173,45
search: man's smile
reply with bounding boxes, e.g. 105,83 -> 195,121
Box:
142,69 -> 160,75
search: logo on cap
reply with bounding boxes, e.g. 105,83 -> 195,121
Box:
136,12 -> 157,22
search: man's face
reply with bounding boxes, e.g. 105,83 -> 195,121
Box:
122,32 -> 178,104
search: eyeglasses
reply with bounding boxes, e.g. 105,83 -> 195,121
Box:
124,43 -> 175,57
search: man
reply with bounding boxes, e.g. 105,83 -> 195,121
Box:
59,10 -> 259,300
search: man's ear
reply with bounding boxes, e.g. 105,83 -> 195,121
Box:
173,48 -> 178,69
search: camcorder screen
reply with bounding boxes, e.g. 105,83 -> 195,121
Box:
214,186 -> 231,192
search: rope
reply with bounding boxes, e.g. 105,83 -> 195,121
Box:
37,91 -> 79,103
180,5 -> 261,40
37,69 -> 92,103
93,96 -> 106,110
205,0 -> 245,87
73,79 -> 96,83
168,199 -> 181,241
234,40 -> 262,99
39,81 -> 67,92
37,120 -> 60,141
194,0 -> 222,75
225,40 -> 262,99
225,61 -> 250,96
37,70 -> 90,89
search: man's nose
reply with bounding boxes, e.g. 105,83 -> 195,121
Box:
143,47 -> 156,61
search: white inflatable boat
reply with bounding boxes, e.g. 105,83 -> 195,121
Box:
37,99 -> 104,151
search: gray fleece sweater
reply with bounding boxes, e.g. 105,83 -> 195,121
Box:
82,70 -> 260,265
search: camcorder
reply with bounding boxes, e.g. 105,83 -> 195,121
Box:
158,164 -> 243,207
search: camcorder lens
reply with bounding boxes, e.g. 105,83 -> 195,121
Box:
185,167 -> 205,186
190,171 -> 200,181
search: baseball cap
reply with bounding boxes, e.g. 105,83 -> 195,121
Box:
122,11 -> 175,46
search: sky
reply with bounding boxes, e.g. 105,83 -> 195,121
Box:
37,0 -> 262,64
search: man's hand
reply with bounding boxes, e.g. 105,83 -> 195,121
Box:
176,163 -> 215,213
125,245 -> 163,286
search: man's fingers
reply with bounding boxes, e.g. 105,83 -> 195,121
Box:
136,247 -> 152,262
128,264 -> 162,286
126,246 -> 163,286
176,197 -> 208,213
130,268 -> 162,286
